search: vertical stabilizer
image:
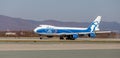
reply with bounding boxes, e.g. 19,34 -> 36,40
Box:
87,16 -> 102,32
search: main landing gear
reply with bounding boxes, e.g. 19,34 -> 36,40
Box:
66,35 -> 75,40
59,35 -> 75,40
60,36 -> 64,40
39,35 -> 43,39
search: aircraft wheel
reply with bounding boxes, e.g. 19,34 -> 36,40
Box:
60,36 -> 64,40
66,35 -> 71,40
71,38 -> 75,40
40,37 -> 42,39
66,36 -> 69,40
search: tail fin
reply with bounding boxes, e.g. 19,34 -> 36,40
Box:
87,16 -> 102,32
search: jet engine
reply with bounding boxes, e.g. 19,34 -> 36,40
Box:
73,34 -> 79,39
88,33 -> 96,38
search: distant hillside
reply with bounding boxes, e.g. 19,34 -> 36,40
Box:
0,15 -> 120,32
0,15 -> 40,31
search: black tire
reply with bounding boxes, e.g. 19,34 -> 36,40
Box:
60,36 -> 64,40
40,37 -> 42,39
66,38 -> 69,40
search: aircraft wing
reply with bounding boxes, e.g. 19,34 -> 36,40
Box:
78,31 -> 111,34
95,31 -> 111,33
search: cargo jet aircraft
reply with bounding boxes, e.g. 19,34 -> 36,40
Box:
34,16 -> 101,40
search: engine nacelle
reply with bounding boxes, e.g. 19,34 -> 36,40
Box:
73,34 -> 79,39
88,33 -> 96,38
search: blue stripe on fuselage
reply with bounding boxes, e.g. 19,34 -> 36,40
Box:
56,29 -> 87,33
36,28 -> 88,34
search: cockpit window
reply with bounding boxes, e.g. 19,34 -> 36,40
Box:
39,25 -> 54,28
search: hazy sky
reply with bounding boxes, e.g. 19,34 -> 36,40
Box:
0,0 -> 120,23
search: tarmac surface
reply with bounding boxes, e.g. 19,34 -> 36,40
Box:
0,37 -> 120,58
0,49 -> 120,58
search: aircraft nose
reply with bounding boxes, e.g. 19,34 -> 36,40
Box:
34,28 -> 38,33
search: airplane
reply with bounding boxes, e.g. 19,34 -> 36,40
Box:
34,16 -> 102,40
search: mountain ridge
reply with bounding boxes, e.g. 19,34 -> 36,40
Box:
0,15 -> 120,32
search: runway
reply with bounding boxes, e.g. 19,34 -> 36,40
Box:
0,42 -> 120,51
0,37 -> 120,43
0,37 -> 120,58
0,50 -> 120,58
0,37 -> 119,51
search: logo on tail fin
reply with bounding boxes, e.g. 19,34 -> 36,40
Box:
90,21 -> 99,32
87,16 -> 101,32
